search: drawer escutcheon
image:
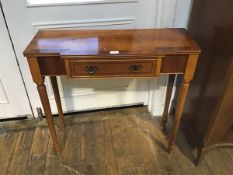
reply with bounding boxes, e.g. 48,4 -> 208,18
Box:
128,64 -> 143,72
85,65 -> 99,74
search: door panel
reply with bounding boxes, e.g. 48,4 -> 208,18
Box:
0,10 -> 31,118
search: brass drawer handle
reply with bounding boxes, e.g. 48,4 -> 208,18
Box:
85,65 -> 99,74
129,64 -> 143,72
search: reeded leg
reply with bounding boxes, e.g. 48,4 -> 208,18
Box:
168,80 -> 190,152
37,83 -> 61,154
161,74 -> 175,130
50,76 -> 65,129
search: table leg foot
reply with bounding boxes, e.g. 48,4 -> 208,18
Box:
161,117 -> 167,131
55,144 -> 62,156
168,141 -> 175,153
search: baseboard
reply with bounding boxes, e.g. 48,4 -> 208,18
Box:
0,104 -> 144,122
0,116 -> 28,122
45,103 -> 144,119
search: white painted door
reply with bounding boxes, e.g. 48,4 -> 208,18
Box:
0,8 -> 31,118
1,0 -> 191,117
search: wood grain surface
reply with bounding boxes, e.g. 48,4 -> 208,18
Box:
0,106 -> 232,175
24,29 -> 200,57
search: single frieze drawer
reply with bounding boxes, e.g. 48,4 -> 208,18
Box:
64,59 -> 161,78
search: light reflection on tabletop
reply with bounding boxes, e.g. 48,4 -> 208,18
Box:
37,37 -> 99,55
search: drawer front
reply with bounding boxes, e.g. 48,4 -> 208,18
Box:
65,59 -> 161,78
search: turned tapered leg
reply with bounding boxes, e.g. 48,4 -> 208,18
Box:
161,75 -> 175,130
27,57 -> 62,155
50,76 -> 65,129
168,54 -> 199,153
37,83 -> 61,154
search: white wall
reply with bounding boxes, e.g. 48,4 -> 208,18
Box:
0,7 -> 31,118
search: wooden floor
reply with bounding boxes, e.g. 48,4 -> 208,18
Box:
0,106 -> 233,175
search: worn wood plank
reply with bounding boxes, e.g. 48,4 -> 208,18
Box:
61,123 -> 82,175
0,107 -> 233,175
103,119 -> 119,175
225,148 -> 233,161
79,121 -> 108,174
134,108 -> 185,175
26,127 -> 50,175
135,107 -> 214,175
63,114 -> 119,175
202,149 -> 232,175
7,128 -> 35,175
217,148 -> 233,172
44,128 -> 65,175
0,131 -> 18,175
110,109 -> 159,175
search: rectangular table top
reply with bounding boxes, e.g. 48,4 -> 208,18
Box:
24,28 -> 201,58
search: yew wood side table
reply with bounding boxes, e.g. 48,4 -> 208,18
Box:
24,29 -> 201,154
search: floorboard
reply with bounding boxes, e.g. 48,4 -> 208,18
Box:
0,106 -> 232,175
7,128 -> 34,175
